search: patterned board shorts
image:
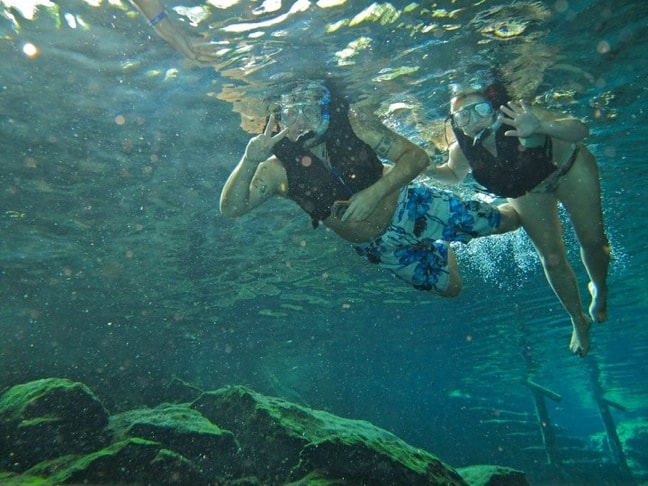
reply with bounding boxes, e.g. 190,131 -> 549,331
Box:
354,182 -> 501,294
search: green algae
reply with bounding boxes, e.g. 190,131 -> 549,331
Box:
0,378 -> 100,422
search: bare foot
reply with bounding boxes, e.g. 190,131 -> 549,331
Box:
588,282 -> 608,323
570,314 -> 592,357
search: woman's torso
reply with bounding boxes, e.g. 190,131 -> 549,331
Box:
476,131 -> 576,198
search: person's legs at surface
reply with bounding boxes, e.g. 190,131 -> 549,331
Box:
556,149 -> 611,323
509,193 -> 591,356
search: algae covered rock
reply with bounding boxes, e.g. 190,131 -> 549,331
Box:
457,465 -> 529,485
0,378 -> 109,471
192,385 -> 466,485
107,403 -> 241,479
0,379 -> 529,485
161,376 -> 204,404
29,438 -> 206,485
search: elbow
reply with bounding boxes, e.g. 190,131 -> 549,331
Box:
220,206 -> 236,218
219,197 -> 240,219
566,120 -> 589,142
390,144 -> 429,175
220,204 -> 245,219
569,119 -> 589,142
410,147 -> 431,174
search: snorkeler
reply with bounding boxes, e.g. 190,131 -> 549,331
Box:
219,81 -> 521,297
430,79 -> 610,357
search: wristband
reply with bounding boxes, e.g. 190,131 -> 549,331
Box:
148,10 -> 167,27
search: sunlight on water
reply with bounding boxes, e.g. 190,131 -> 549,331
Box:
0,0 -> 54,20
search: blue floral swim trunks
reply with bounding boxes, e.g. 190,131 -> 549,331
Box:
354,182 -> 501,293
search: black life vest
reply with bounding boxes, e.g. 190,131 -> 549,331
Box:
273,99 -> 383,227
453,123 -> 557,198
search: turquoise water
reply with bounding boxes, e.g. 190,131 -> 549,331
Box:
1,0 -> 647,483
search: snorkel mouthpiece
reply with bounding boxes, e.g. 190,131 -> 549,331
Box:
472,120 -> 502,146
473,127 -> 490,146
296,130 -> 316,144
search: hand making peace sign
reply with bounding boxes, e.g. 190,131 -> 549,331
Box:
244,115 -> 289,164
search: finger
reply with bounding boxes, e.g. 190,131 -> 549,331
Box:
341,199 -> 361,222
340,202 -> 354,222
506,100 -> 522,113
270,126 -> 290,145
195,52 -> 221,62
190,37 -> 216,47
499,105 -> 515,117
264,114 -> 276,137
511,100 -> 526,113
519,99 -> 530,111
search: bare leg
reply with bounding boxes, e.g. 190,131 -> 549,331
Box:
494,202 -> 521,234
439,247 -> 462,297
509,194 -> 591,356
557,149 -> 611,323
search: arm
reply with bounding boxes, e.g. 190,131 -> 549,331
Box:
130,0 -> 166,20
219,117 -> 289,217
499,100 -> 589,143
130,0 -> 221,66
219,157 -> 284,218
429,142 -> 471,185
341,109 -> 429,221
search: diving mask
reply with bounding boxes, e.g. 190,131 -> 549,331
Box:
451,102 -> 494,128
280,103 -> 322,126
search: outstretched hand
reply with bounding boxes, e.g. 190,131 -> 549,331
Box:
153,19 -> 223,66
498,100 -> 542,138
244,115 -> 289,164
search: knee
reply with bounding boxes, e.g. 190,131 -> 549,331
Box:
496,203 -> 521,234
538,250 -> 569,271
439,267 -> 462,297
439,280 -> 462,297
439,250 -> 462,297
580,234 -> 611,256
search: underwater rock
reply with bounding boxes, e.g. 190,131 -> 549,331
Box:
161,376 -> 204,404
192,385 -> 466,485
28,437 -> 207,485
107,403 -> 240,480
0,378 -> 531,485
0,377 -> 109,471
456,464 -> 529,485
